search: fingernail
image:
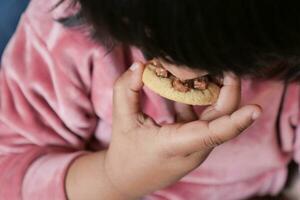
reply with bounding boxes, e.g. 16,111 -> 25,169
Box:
252,110 -> 261,120
130,63 -> 140,71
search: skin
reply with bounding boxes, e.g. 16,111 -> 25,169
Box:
159,59 -> 208,80
66,62 -> 262,200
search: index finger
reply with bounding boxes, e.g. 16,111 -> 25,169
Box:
165,105 -> 262,156
200,72 -> 241,121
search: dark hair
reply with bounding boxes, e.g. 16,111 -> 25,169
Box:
58,0 -> 300,82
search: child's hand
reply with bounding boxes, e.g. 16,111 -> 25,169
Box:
104,62 -> 262,199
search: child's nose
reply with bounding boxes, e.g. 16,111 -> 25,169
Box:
159,59 -> 208,80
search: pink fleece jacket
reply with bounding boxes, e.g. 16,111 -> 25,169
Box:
0,0 -> 299,200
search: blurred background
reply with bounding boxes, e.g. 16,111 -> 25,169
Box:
0,0 -> 29,57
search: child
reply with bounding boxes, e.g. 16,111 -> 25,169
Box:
0,0 -> 299,199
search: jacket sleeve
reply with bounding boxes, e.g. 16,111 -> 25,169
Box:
0,6 -> 99,200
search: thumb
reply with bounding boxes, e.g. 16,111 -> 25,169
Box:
113,62 -> 145,126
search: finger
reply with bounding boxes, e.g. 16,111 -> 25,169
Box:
200,72 -> 241,121
113,62 -> 145,126
167,104 -> 262,156
174,103 -> 198,122
137,113 -> 160,128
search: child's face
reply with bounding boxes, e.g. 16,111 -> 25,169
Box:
158,59 -> 208,80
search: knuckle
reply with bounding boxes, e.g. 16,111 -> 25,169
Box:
231,116 -> 249,134
136,113 -> 147,125
136,114 -> 157,127
235,123 -> 247,133
203,122 -> 223,148
212,134 -> 223,146
202,134 -> 223,148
